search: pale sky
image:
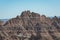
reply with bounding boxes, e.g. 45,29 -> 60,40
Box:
0,0 -> 60,19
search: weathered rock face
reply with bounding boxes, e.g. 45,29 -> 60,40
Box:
0,10 -> 60,40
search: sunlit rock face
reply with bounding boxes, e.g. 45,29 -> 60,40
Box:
0,10 -> 60,40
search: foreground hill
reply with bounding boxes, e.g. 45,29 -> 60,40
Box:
0,11 -> 60,40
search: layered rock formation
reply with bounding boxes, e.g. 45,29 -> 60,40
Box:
0,10 -> 60,40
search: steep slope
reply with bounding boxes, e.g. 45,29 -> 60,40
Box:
0,10 -> 60,40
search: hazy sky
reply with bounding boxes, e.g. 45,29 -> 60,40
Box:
0,0 -> 60,19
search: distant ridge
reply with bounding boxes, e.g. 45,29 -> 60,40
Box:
0,19 -> 8,22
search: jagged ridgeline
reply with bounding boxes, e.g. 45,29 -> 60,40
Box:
0,10 -> 60,40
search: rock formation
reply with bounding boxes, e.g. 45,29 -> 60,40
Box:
0,10 -> 60,40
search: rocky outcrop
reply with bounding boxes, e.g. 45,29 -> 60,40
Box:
0,10 -> 60,40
